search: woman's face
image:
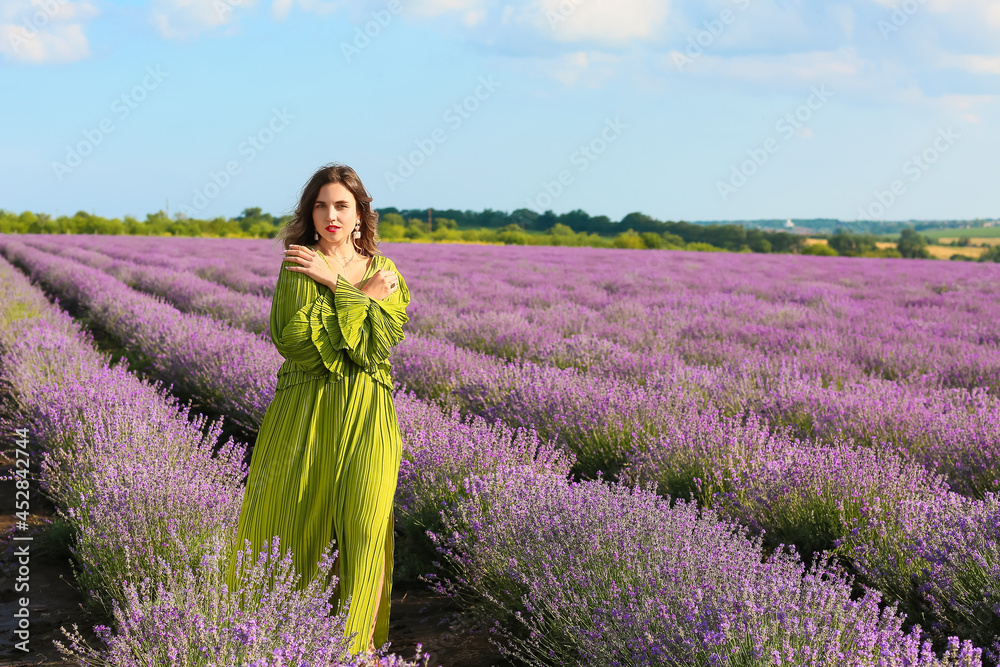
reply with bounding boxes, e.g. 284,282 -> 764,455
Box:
312,181 -> 359,248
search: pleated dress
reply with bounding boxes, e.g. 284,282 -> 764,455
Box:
226,247 -> 410,656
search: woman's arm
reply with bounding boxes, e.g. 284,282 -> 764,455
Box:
269,252 -> 410,375
268,256 -> 330,375
325,262 -> 410,370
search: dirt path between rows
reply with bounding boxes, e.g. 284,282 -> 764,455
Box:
0,455 -> 506,667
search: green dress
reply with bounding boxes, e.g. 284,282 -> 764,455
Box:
226,248 -> 410,655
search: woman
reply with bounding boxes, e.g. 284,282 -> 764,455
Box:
226,163 -> 410,660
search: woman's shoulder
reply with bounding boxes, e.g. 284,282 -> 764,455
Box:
372,253 -> 398,270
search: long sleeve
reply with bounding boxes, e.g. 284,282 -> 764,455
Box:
269,258 -> 329,376
269,256 -> 410,377
317,261 -> 410,372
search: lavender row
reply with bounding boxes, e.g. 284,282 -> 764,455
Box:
399,259 -> 1000,396
46,238 -> 1000,496
427,466 -> 983,666
0,237 -> 279,433
59,236 -> 1000,395
59,236 -> 1000,402
61,233 -> 279,294
0,255 -> 420,666
0,236 -> 572,526
47,235 -> 995,498
7,240 -> 1000,664
390,334 -> 1000,497
50,236 -> 994,498
0,237 -> 578,655
18,235 -> 272,336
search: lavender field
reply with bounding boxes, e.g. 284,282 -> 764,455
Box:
2,233 -> 1000,666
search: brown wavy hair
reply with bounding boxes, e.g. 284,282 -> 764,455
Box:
278,163 -> 381,257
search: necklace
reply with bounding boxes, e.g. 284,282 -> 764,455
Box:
326,246 -> 362,269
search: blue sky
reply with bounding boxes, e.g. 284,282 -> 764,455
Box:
1,0 -> 997,223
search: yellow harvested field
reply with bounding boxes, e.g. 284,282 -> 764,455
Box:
804,238 -> 828,245
926,245 -> 986,259
936,237 -> 1000,247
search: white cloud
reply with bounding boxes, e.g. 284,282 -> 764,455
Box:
403,0 -> 490,28
0,0 -> 97,63
271,0 -> 292,19
150,0 -> 257,39
548,49 -> 619,86
826,4 -> 855,40
401,0 -> 670,45
270,0 -> 341,20
871,0 -> 1000,26
532,0 -> 669,44
666,46 -> 869,87
937,52 -> 1000,75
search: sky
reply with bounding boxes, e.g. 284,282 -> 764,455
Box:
1,0 -> 997,224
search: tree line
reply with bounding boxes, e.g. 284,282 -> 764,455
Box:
2,206 -> 996,261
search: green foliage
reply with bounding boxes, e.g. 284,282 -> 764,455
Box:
0,206 -> 970,262
979,245 -> 1000,263
612,228 -> 645,249
378,206 -> 805,253
0,207 -> 285,238
896,227 -> 930,259
497,223 -> 528,245
433,217 -> 458,231
639,232 -> 663,249
827,229 -> 880,256
802,243 -> 838,256
684,242 -> 725,252
859,248 -> 903,259
662,232 -> 685,248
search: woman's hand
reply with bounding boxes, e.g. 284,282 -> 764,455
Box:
283,245 -> 339,288
362,269 -> 399,301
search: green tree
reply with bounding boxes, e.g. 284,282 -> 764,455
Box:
497,223 -> 527,245
661,232 -> 684,248
433,217 -> 458,230
640,232 -> 664,249
828,230 -> 878,257
802,243 -> 838,256
897,227 -> 930,259
613,228 -> 644,249
979,245 -> 1000,263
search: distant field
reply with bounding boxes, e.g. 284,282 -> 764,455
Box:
805,238 -> 987,259
922,226 -> 1000,239
936,237 -> 1000,247
926,245 -> 987,260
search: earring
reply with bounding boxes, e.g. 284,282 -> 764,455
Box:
353,220 -> 361,240
314,231 -> 319,241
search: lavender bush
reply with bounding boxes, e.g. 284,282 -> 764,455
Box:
0,256 -> 428,666
842,491 -> 1000,659
19,235 -> 271,335
0,237 -> 279,432
55,532 -> 432,667
428,467 -> 982,666
6,235 -> 1000,662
